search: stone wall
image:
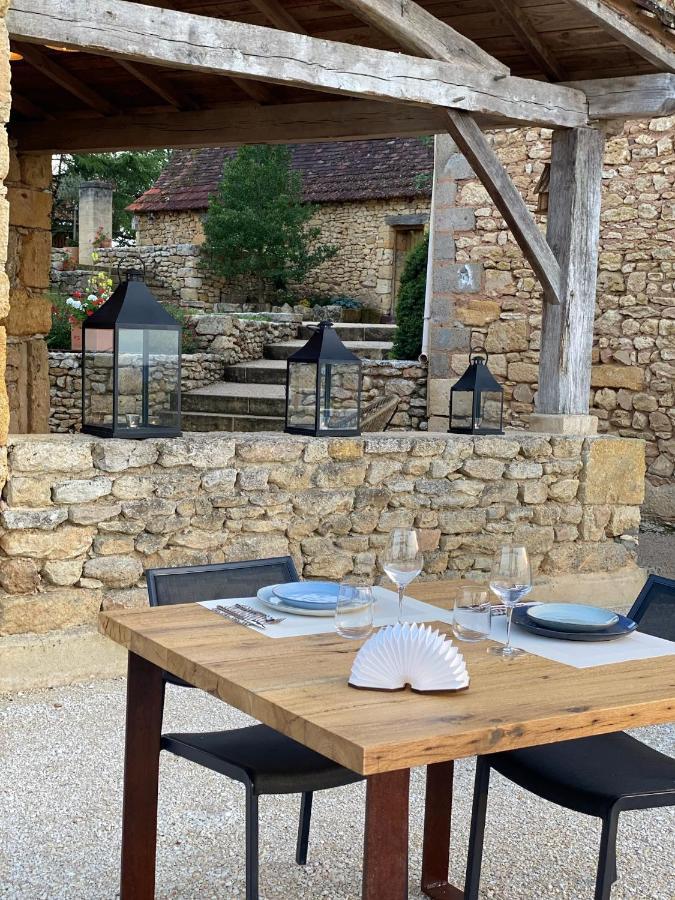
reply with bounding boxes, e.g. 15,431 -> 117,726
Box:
361,360 -> 427,430
0,432 -> 643,641
189,313 -> 299,358
136,209 -> 205,246
0,4 -> 10,481
49,351 -> 225,433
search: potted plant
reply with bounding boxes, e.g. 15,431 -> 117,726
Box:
66,270 -> 113,349
92,226 -> 112,249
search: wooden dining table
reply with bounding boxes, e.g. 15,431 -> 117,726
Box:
99,582 -> 675,900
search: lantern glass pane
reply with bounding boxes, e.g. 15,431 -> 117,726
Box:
287,361 -> 317,429
147,329 -> 180,428
83,328 -> 114,427
318,362 -> 359,432
477,390 -> 502,431
450,390 -> 473,431
117,329 -> 144,428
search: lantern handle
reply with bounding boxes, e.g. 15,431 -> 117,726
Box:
116,255 -> 147,283
469,330 -> 488,364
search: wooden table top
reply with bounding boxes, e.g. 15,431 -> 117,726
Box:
99,582 -> 675,776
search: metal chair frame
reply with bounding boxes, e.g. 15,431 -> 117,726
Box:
464,574 -> 675,900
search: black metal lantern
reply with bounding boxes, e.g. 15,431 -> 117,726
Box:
285,321 -> 362,436
81,267 -> 182,439
449,337 -> 504,435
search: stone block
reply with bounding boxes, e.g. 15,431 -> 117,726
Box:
4,476 -> 51,506
507,362 -> 538,383
473,436 -> 520,459
429,325 -> 471,352
236,437 -> 303,463
0,590 -> 101,636
530,414 -> 598,436
445,153 -> 474,180
591,365 -> 645,391
547,479 -> 579,502
9,438 -> 93,474
328,438 -> 364,461
42,558 -> 84,587
18,229 -> 51,290
454,299 -> 500,327
438,509 -> 487,534
68,503 -> 121,526
0,557 -> 40,594
111,474 -> 155,500
0,525 -> 94,559
434,262 -> 483,294
580,438 -> 645,505
428,378 -> 451,417
93,441 -> 159,473
83,555 -> 143,588
7,186 -> 52,229
52,477 -> 113,504
504,460 -> 543,479
1,507 -> 67,530
485,320 -> 528,353
461,458 -> 505,480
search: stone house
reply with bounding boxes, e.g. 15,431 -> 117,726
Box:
128,139 -> 433,313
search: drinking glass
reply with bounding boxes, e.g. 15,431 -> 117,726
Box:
488,545 -> 531,659
452,588 -> 491,642
383,528 -> 423,623
335,585 -> 374,639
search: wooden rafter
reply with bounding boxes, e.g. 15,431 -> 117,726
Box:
13,41 -> 116,115
445,109 -> 562,304
249,0 -> 307,33
10,91 -> 52,119
230,76 -> 276,103
564,0 -> 675,72
6,0 -> 589,128
332,0 -> 508,74
490,0 -> 563,81
116,59 -> 197,110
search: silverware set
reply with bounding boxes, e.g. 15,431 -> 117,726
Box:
215,603 -> 285,629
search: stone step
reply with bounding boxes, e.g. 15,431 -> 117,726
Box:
265,340 -> 393,361
223,358 -> 288,385
298,322 -> 397,342
183,382 -> 286,416
182,412 -> 285,432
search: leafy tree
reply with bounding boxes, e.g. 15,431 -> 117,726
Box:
391,234 -> 428,360
201,145 -> 336,295
52,151 -> 169,245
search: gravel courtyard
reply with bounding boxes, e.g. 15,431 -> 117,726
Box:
1,679 -> 673,900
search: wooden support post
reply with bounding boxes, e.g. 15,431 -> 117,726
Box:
537,127 -> 605,424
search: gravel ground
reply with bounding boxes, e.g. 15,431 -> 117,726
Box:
639,523 -> 675,581
1,680 -> 673,900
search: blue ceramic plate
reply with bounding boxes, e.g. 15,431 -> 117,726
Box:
272,581 -> 339,610
257,585 -> 335,617
513,605 -> 637,642
527,603 -> 619,632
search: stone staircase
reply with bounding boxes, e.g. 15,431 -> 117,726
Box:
182,322 -> 396,432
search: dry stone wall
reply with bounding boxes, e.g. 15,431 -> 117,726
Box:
361,360 -> 427,430
0,432 -> 643,638
189,314 -> 298,357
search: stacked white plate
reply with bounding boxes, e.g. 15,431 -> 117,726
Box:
258,581 -> 339,617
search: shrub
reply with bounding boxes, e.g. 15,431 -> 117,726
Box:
391,234 -> 428,360
162,304 -> 199,355
46,291 -> 72,351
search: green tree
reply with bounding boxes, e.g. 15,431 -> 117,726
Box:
201,145 -> 336,295
391,234 -> 428,360
52,151 -> 169,245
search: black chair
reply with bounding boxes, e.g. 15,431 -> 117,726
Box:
146,557 -> 363,900
464,574 -> 675,900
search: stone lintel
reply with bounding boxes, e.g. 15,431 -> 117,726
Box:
529,413 -> 599,435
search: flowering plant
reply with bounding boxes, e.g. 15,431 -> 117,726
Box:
65,270 -> 113,325
92,226 -> 111,249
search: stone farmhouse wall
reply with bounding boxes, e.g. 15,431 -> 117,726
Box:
361,360 -> 427,430
136,209 -> 206,246
0,432 -> 643,639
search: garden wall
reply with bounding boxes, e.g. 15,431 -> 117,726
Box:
189,313 -> 299,357
361,360 -> 427,430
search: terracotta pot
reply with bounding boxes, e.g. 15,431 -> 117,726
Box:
61,247 -> 79,270
71,325 -> 82,351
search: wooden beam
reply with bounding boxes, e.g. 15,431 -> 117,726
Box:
539,127 -> 605,415
568,73 -> 675,118
564,0 -> 675,73
13,41 -> 116,115
445,109 -> 562,305
116,59 -> 197,110
332,0 -> 508,74
10,91 -> 52,119
230,76 -> 276,104
6,0 -> 589,128
10,99 -> 452,153
249,0 -> 307,33
490,0 -> 563,81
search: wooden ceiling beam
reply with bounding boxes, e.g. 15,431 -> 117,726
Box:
567,72 -> 675,117
6,0 -> 589,128
248,0 -> 307,34
10,91 -> 53,119
490,0 -> 563,81
332,0 -> 509,74
116,58 -> 198,110
230,76 -> 276,103
13,41 -> 116,115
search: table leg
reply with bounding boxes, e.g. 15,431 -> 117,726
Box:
421,761 -> 464,899
120,651 -> 164,900
362,768 -> 410,900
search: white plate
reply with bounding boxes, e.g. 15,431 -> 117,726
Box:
527,603 -> 619,632
257,584 -> 336,617
272,581 -> 338,610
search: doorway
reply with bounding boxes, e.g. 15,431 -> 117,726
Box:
391,226 -> 425,319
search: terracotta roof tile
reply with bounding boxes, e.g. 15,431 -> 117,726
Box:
128,139 -> 433,212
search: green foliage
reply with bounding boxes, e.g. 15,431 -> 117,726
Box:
201,145 -> 336,294
162,303 -> 199,354
391,234 -> 428,360
46,291 -> 72,351
52,151 -> 169,245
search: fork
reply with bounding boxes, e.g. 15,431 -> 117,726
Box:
215,605 -> 266,629
233,603 -> 285,625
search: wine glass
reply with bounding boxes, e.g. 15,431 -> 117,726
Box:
383,528 -> 423,623
335,585 -> 374,639
488,545 -> 531,659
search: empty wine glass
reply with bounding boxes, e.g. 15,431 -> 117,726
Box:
335,585 -> 374,639
488,545 -> 531,659
383,528 -> 423,623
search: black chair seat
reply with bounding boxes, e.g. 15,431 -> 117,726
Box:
488,732 -> 675,818
162,724 -> 364,795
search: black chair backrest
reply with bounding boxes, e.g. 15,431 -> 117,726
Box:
146,557 -> 300,607
628,575 -> 675,641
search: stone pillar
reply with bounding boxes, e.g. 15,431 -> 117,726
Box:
424,135 -> 481,431
3,146 -> 52,434
78,180 -> 113,265
0,4 -> 9,481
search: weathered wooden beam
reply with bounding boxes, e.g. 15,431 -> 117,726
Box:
332,0 -> 508,74
539,127 -> 605,415
6,0 -> 589,128
9,99 -> 452,153
445,109 -> 562,305
249,0 -> 307,33
116,59 -> 197,110
14,41 -> 116,115
490,0 -> 563,81
568,73 -> 675,118
564,0 -> 675,73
